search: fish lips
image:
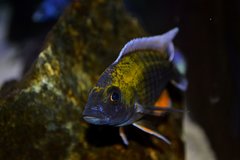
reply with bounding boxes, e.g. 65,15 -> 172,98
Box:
82,105 -> 110,125
83,116 -> 110,125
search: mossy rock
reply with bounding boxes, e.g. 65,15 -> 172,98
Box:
0,0 -> 184,159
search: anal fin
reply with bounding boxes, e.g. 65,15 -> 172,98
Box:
119,127 -> 129,146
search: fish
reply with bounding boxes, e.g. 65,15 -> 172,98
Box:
82,27 -> 187,145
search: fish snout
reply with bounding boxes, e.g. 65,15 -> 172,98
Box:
82,104 -> 110,125
82,104 -> 103,116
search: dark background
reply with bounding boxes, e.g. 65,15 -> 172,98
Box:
124,0 -> 240,159
0,0 -> 239,159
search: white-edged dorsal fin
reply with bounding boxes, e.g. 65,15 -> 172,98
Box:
114,27 -> 179,63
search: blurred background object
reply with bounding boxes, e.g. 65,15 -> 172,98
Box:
0,0 -> 239,159
0,2 -> 22,86
0,0 -> 64,77
32,0 -> 71,23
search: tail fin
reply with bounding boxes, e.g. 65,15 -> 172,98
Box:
171,49 -> 188,91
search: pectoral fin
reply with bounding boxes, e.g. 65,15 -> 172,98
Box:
133,120 -> 171,144
136,90 -> 184,116
136,103 -> 184,116
144,106 -> 184,116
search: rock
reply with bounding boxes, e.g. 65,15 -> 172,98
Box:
0,0 -> 184,159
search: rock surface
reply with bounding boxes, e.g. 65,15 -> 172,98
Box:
0,0 -> 184,159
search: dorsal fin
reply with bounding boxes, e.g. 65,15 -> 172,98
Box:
114,27 -> 179,63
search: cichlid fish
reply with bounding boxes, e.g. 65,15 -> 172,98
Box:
83,28 -> 187,145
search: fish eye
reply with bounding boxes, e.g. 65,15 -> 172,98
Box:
107,86 -> 121,103
110,91 -> 120,103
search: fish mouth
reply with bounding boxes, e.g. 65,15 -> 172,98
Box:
83,115 -> 110,125
83,104 -> 107,124
82,104 -> 111,125
83,116 -> 102,123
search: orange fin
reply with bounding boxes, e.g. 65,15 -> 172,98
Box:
151,90 -> 172,116
135,90 -> 183,116
154,89 -> 171,108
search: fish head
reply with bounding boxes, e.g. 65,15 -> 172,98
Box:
83,85 -> 135,126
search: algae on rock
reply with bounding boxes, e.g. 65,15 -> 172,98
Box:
0,0 -> 184,159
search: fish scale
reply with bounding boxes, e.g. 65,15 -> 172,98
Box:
111,50 -> 173,106
141,51 -> 171,106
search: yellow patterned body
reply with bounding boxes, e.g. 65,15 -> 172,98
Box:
96,49 -> 173,108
